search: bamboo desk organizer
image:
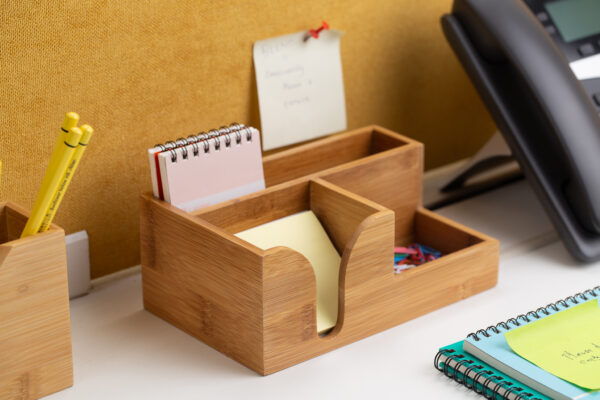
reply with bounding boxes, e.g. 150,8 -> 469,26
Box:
0,202 -> 73,399
141,125 -> 499,375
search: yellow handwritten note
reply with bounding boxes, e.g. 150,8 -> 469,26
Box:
505,299 -> 600,389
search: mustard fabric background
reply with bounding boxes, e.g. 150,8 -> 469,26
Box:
0,1 -> 495,278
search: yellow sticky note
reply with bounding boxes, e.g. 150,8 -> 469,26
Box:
235,210 -> 341,333
505,298 -> 600,389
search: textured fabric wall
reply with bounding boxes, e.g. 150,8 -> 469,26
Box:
0,1 -> 495,278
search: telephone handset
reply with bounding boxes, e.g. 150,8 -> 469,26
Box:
442,0 -> 600,261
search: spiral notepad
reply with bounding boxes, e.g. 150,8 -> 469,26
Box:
435,341 -> 549,400
462,287 -> 600,400
148,124 -> 265,212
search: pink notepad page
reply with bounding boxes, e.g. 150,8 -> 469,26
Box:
158,128 -> 265,212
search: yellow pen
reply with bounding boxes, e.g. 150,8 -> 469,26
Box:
21,127 -> 83,237
39,125 -> 94,232
39,112 -> 79,194
21,113 -> 79,235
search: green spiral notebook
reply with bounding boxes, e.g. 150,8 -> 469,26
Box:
436,341 -> 550,400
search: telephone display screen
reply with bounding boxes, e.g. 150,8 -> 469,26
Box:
546,0 -> 600,42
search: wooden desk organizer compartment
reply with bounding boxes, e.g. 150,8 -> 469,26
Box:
140,125 -> 499,375
0,202 -> 73,399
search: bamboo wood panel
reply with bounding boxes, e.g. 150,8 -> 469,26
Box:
0,202 -> 73,399
321,126 -> 423,245
310,178 -> 390,254
0,0 -> 495,278
140,195 -> 265,372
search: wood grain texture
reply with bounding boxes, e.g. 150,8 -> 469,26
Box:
201,126 -> 423,244
262,247 -> 318,373
140,128 -> 499,375
0,0 -> 495,278
322,126 -> 424,245
193,180 -> 310,234
413,206 -> 484,254
262,187 -> 395,374
262,128 -> 377,187
141,195 -> 265,373
310,178 -> 390,254
0,202 -> 73,399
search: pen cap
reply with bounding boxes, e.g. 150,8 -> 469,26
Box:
62,112 -> 79,132
79,124 -> 94,144
65,127 -> 82,146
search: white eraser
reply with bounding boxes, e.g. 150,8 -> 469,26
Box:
65,230 -> 91,299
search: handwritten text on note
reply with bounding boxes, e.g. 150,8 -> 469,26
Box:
505,299 -> 600,389
253,30 -> 347,151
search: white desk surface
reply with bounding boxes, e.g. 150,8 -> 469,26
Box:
47,181 -> 600,400
436,180 -> 557,258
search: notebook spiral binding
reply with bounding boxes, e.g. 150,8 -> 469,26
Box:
434,349 -> 543,400
153,123 -> 255,163
467,286 -> 600,342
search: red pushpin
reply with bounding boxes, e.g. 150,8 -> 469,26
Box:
306,21 -> 330,40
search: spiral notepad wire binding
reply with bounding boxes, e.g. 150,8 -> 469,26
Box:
466,286 -> 600,341
162,125 -> 255,163
153,123 -> 250,162
149,122 -> 265,212
434,348 -> 544,400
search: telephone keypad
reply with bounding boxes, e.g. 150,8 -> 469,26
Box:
578,43 -> 595,57
536,12 -> 549,22
545,25 -> 557,36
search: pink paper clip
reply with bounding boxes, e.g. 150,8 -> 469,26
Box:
394,246 -> 418,255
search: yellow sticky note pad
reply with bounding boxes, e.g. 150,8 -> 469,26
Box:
235,210 -> 341,333
505,298 -> 600,389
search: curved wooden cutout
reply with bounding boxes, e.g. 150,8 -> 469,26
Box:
263,246 -> 317,374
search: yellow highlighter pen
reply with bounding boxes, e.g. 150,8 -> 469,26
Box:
21,127 -> 83,237
39,124 -> 94,232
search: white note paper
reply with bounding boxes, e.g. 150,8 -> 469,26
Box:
253,30 -> 347,151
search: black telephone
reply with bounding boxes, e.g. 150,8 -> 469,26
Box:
442,0 -> 600,262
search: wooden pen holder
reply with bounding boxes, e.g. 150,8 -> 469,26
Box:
0,202 -> 73,399
141,125 -> 499,375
